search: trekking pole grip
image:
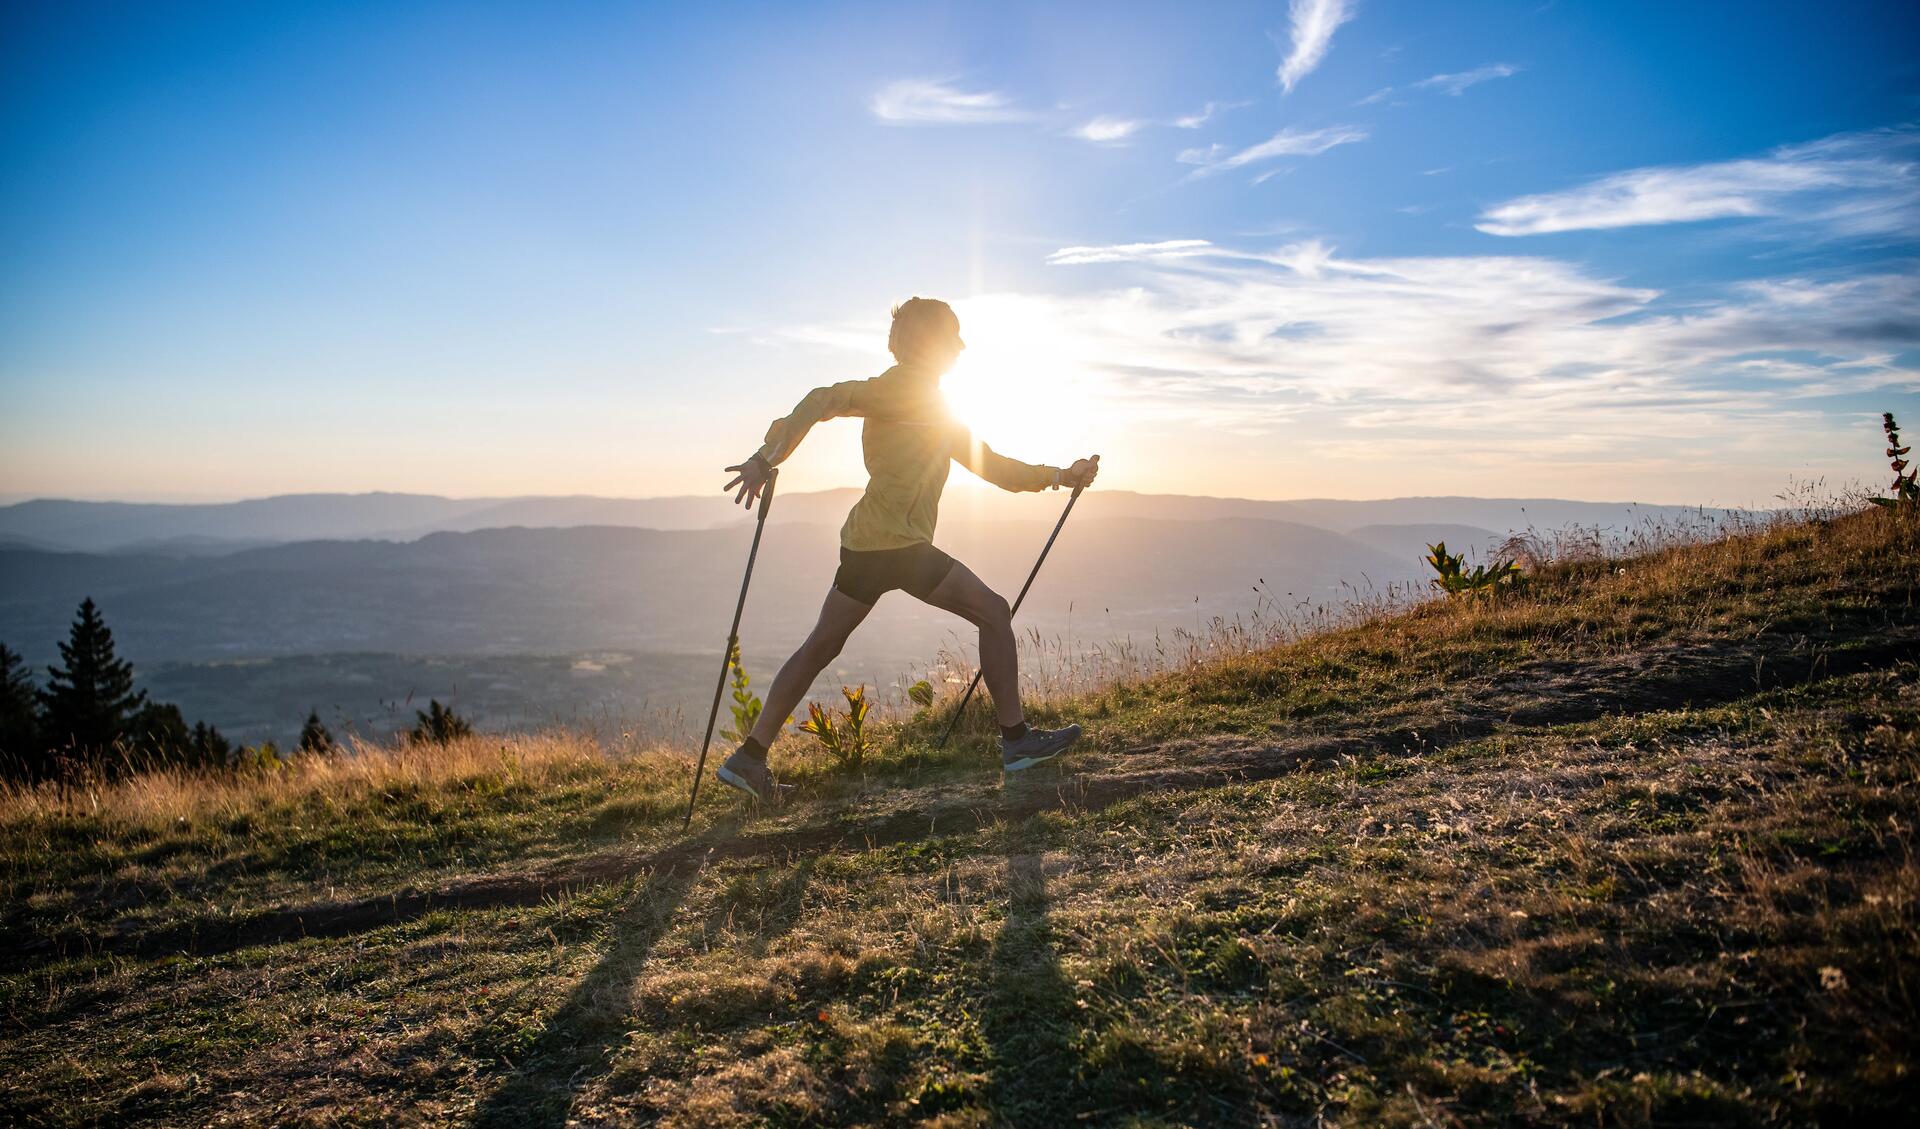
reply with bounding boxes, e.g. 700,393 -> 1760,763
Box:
1072,454 -> 1100,498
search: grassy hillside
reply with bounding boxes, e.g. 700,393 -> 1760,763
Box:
1,509 -> 1915,1127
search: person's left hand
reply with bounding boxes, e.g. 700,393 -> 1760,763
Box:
1061,455 -> 1100,490
724,455 -> 772,509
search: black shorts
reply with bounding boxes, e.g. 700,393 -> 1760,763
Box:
833,542 -> 957,606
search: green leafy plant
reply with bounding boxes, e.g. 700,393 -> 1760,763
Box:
235,740 -> 284,773
798,685 -> 871,772
720,644 -> 786,743
907,680 -> 935,710
1870,412 -> 1918,509
1424,541 -> 1523,596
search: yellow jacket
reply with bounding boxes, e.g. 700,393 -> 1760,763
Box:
756,362 -> 1061,550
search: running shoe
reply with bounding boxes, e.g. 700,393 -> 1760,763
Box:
716,745 -> 779,803
1001,723 -> 1081,772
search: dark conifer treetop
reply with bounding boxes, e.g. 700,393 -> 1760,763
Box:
298,710 -> 335,755
39,597 -> 146,755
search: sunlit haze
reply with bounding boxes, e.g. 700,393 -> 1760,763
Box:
3,1 -> 1916,507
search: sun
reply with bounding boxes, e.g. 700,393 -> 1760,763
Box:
940,300 -> 1107,466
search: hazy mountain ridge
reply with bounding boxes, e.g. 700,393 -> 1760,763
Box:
0,489 -> 1742,554
0,516 -> 1425,669
0,491 -> 1744,740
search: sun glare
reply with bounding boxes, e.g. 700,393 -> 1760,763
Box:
942,298 -> 1108,465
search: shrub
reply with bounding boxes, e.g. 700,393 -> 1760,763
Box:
236,740 -> 285,773
1424,541 -> 1523,596
798,685 -> 871,772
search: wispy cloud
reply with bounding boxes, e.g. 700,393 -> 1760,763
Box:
1277,0 -> 1358,94
1073,116 -> 1144,144
1477,125 -> 1920,236
1179,124 -> 1368,176
1073,102 -> 1248,145
1173,101 -> 1245,129
1414,62 -> 1523,95
1016,242 -> 1919,445
1045,240 -> 1215,265
1358,62 -> 1521,105
784,241 -> 1918,497
869,79 -> 1028,124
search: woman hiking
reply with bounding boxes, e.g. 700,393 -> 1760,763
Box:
716,297 -> 1100,802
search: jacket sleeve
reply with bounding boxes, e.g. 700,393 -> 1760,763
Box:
753,380 -> 873,467
950,426 -> 1060,493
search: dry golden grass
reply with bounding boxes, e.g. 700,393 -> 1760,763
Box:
0,731 -> 632,829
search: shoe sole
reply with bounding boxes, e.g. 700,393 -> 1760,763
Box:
715,764 -> 764,801
1003,731 -> 1080,773
1002,750 -> 1062,772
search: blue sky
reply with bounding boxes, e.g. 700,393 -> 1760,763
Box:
2,0 -> 1916,506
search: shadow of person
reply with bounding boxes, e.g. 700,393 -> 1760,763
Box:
984,840 -> 1083,1122
469,853 -> 710,1129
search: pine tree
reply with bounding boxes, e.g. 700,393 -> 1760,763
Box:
39,598 -> 146,759
298,710 -> 335,755
0,643 -> 43,778
189,721 -> 233,770
409,700 -> 472,746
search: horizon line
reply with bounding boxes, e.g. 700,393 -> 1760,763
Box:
0,484 -> 1768,512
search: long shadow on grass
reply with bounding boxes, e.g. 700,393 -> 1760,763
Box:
469,853 -> 709,1129
983,840 -> 1083,1121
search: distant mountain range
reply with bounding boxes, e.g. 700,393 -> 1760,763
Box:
0,517 -> 1432,666
0,489 -> 1745,742
0,489 -> 1735,555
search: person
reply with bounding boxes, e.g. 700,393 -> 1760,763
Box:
715,296 -> 1099,802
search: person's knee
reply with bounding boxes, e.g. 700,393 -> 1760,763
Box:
801,632 -> 847,666
978,595 -> 1013,632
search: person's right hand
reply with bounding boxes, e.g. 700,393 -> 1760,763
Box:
724,455 -> 771,509
1061,455 -> 1101,490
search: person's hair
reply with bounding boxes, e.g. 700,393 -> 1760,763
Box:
888,297 -> 960,361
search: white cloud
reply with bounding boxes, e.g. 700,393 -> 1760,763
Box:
1017,244 -> 1920,442
1277,0 -> 1358,94
1413,62 -> 1523,95
1074,102 -> 1247,143
869,79 -> 1028,124
1357,62 -> 1521,106
1173,101 -> 1244,129
783,240 -> 1920,490
1478,125 -> 1920,236
1180,124 -> 1368,176
1045,240 -> 1215,265
1074,116 -> 1143,143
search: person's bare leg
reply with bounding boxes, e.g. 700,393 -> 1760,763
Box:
922,562 -> 1023,727
749,587 -> 873,750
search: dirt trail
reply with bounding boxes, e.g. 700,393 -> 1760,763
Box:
29,624 -> 1920,964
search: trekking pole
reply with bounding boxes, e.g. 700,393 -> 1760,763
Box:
683,467 -> 779,829
936,455 -> 1097,749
